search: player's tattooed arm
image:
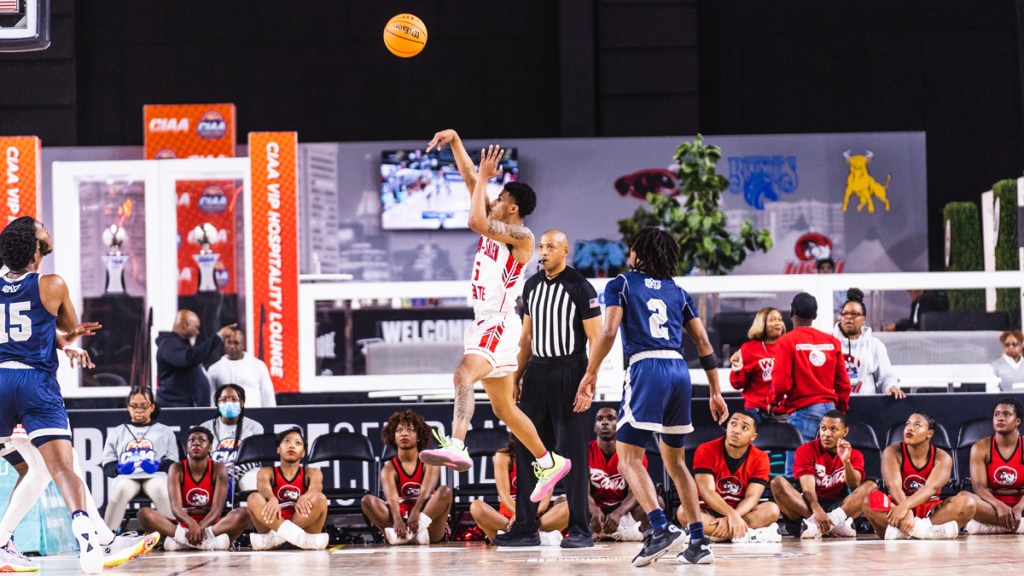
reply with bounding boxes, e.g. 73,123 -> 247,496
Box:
486,219 -> 534,242
454,384 -> 475,425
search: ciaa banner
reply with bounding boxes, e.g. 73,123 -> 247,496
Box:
249,132 -> 299,393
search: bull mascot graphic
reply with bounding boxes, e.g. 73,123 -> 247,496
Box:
573,239 -> 629,278
842,150 -> 891,213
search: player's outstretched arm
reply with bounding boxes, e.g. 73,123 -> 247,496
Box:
468,145 -> 534,260
575,306 -> 621,413
685,317 -> 728,424
426,129 -> 477,193
40,274 -> 80,338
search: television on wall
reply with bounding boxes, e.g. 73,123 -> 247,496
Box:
380,147 -> 519,230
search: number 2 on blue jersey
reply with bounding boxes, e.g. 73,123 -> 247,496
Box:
647,298 -> 668,340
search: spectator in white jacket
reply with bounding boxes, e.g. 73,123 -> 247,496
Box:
102,386 -> 180,530
992,330 -> 1024,391
833,288 -> 906,399
207,328 -> 277,407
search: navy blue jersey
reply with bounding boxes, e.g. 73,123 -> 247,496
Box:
603,271 -> 698,359
0,272 -> 57,373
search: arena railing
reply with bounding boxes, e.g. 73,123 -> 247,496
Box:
295,270 -> 1024,399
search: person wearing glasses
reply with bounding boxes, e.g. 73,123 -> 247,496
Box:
101,386 -> 180,531
832,289 -> 906,399
992,330 -> 1024,392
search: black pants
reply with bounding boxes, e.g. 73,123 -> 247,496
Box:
513,353 -> 591,537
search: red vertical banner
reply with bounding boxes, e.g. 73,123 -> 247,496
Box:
248,132 -> 299,393
175,179 -> 241,295
0,136 -> 40,222
143,103 -> 236,159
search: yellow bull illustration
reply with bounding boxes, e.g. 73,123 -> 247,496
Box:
842,150 -> 891,213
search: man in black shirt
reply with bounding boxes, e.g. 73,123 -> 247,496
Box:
496,229 -> 603,548
155,310 -> 232,407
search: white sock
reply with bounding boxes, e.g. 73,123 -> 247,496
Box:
827,508 -> 848,528
0,529 -> 11,548
71,511 -> 97,549
204,527 -> 216,540
1017,518 -> 1024,534
275,520 -> 307,548
536,452 -> 554,469
174,525 -> 190,545
71,447 -> 115,546
449,437 -> 465,450
418,513 -> 432,531
910,516 -> 931,539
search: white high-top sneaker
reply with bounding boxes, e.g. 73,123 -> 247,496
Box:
250,532 -> 287,551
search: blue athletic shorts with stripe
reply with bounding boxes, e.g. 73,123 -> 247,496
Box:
0,367 -> 70,443
616,356 -> 693,449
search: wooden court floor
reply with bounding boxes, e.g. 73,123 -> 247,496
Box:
28,535 -> 1024,575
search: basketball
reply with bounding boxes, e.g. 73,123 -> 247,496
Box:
383,13 -> 427,58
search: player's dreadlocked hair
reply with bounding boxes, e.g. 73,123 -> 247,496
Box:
630,227 -> 678,279
0,216 -> 39,271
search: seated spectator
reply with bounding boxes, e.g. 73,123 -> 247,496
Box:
198,384 -> 265,494
992,330 -> 1024,392
693,411 -> 780,543
138,427 -> 249,550
588,408 -> 645,542
102,386 -> 179,531
833,288 -> 905,398
246,427 -> 328,550
966,398 -> 1024,534
361,410 -> 452,545
769,410 -> 876,538
862,412 -> 975,540
885,290 -> 948,331
207,328 -> 277,407
729,307 -> 786,418
470,441 -> 567,545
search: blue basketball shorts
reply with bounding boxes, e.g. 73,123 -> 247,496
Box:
0,367 -> 71,443
616,354 -> 693,448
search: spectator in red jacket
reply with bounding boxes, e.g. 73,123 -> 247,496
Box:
769,293 -> 851,476
729,307 -> 786,420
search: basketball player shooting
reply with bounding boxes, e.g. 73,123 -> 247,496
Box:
419,131 -> 571,503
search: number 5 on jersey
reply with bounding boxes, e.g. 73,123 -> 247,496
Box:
0,301 -> 33,343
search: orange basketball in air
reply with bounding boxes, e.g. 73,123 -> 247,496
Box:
383,14 -> 427,58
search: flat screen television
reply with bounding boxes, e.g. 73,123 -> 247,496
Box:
380,147 -> 519,230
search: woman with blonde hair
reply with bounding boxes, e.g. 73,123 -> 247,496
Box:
729,307 -> 786,419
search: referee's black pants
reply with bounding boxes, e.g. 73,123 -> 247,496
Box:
512,352 -> 591,538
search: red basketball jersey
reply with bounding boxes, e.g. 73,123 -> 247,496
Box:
692,438 -> 770,508
392,457 -> 425,518
180,459 -> 214,511
589,441 -> 646,510
793,439 -> 865,501
272,465 -> 307,520
499,459 -> 517,518
987,435 -> 1024,491
899,442 -> 939,500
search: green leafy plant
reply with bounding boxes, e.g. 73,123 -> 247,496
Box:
617,134 -> 773,276
994,179 -> 1020,328
943,201 -> 985,311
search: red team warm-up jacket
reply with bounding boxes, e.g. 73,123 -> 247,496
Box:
769,326 -> 851,413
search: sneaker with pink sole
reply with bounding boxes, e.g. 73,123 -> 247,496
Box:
529,453 -> 571,503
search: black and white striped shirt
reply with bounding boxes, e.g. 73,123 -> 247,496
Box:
522,266 -> 602,358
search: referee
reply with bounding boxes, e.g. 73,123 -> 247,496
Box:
495,229 -> 603,548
